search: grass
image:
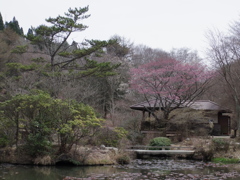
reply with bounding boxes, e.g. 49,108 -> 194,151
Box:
212,157 -> 240,164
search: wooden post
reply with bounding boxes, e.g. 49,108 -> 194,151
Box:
142,110 -> 145,121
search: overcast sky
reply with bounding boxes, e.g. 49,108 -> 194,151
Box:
1,0 -> 240,58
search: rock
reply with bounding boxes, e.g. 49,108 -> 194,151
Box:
187,174 -> 195,178
105,147 -> 118,155
100,144 -> 105,149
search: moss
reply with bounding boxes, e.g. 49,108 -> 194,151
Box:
212,157 -> 239,164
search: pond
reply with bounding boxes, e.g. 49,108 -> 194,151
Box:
1,159 -> 240,180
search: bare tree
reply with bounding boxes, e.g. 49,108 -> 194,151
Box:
207,24 -> 240,135
131,45 -> 170,66
170,48 -> 202,63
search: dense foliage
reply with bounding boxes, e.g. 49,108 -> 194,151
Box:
0,14 -> 23,35
0,90 -> 103,156
0,13 -> 4,31
94,127 -> 128,147
149,137 -> 171,147
25,6 -> 120,73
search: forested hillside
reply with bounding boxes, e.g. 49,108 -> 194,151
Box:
0,7 -> 143,156
1,6 -> 240,159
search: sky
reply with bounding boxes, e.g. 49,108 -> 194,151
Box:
1,0 -> 240,58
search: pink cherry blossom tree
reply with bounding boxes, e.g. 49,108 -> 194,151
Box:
130,58 -> 214,124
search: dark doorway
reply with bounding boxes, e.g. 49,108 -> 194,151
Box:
218,114 -> 230,135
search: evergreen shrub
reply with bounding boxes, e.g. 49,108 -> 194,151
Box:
116,154 -> 131,164
149,137 -> 171,150
25,133 -> 52,157
94,127 -> 128,147
0,135 -> 8,148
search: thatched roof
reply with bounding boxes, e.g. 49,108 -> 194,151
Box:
130,99 -> 232,113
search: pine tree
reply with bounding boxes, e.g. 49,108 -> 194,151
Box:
27,28 -> 33,37
5,17 -> 24,35
26,6 -> 120,74
0,13 -> 4,30
20,27 -> 24,35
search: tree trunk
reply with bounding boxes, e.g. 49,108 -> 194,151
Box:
163,111 -> 169,121
15,112 -> 19,150
104,104 -> 107,119
234,96 -> 240,137
236,112 -> 240,137
58,135 -> 68,154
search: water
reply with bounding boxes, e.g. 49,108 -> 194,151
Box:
1,159 -> 240,180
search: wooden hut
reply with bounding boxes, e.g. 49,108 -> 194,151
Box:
130,100 -> 232,136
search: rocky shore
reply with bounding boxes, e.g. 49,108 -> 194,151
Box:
0,145 -> 119,166
1,137 -> 240,166
63,159 -> 240,180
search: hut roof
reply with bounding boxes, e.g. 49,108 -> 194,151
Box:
130,99 -> 231,113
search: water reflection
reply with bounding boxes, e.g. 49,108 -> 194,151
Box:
1,160 -> 240,180
0,165 -> 122,180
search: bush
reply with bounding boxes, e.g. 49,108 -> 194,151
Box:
0,135 -> 9,148
93,127 -> 128,147
212,138 -> 230,152
197,147 -> 214,161
25,133 -> 53,157
116,154 -> 131,164
149,137 -> 171,150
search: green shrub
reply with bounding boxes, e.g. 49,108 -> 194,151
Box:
212,138 -> 230,152
94,127 -> 128,147
116,154 -> 131,164
149,137 -> 171,150
0,135 -> 9,148
25,133 -> 52,157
